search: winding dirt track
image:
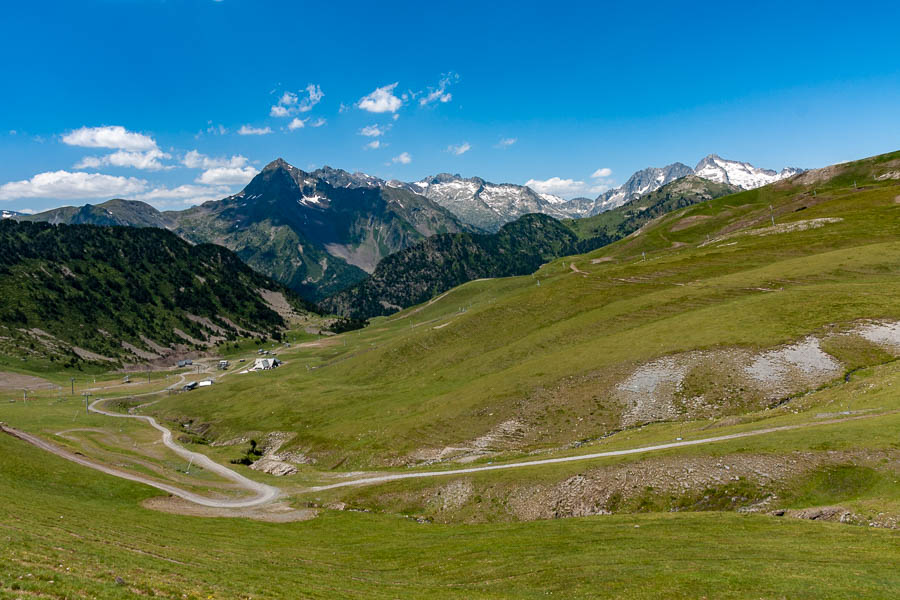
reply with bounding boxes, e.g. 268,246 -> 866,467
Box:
0,394 -> 280,509
86,399 -> 280,507
3,392 -> 886,506
308,413 -> 884,492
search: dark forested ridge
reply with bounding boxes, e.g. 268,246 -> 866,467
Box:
0,220 -> 313,368
321,177 -> 741,319
320,214 -> 580,319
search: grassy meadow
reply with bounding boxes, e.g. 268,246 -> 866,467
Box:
1,151 -> 899,598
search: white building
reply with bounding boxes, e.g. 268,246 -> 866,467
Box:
250,358 -> 281,371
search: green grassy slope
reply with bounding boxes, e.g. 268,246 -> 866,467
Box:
2,431 -> 899,599
2,151 -> 900,599
145,151 -> 900,469
564,174 -> 739,240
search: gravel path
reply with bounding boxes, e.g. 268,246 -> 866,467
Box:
3,389 -> 887,507
308,413 -> 885,492
86,399 -> 280,507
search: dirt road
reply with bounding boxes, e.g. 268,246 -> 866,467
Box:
85,399 -> 280,507
308,413 -> 884,492
0,395 -> 280,509
4,390 -> 886,507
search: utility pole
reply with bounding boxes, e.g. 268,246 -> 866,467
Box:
769,204 -> 775,227
70,377 -> 75,396
82,392 -> 91,415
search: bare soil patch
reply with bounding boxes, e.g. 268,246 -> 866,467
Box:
249,431 -> 316,476
701,218 -> 843,247
569,263 -> 588,275
0,371 -> 56,391
670,214 -> 710,232
403,419 -> 528,466
142,496 -> 317,522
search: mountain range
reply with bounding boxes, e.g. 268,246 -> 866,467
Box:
575,154 -> 803,216
21,159 -> 472,301
16,154 -> 801,303
323,175 -> 739,319
308,153 -> 802,228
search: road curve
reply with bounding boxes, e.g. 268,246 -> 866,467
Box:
0,398 -> 280,509
308,413 -> 883,492
85,399 -> 280,508
5,400 -> 885,504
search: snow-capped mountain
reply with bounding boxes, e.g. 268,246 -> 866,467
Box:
1,210 -> 23,219
581,163 -> 694,216
409,174 -> 569,232
693,154 -> 803,189
565,155 -> 804,217
248,155 -> 804,233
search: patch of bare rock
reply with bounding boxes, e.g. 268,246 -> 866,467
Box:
249,431 -> 316,476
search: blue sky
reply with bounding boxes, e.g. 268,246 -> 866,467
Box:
1,0 -> 899,212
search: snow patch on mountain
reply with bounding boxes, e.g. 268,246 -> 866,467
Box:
693,154 -> 803,190
410,174 -> 570,231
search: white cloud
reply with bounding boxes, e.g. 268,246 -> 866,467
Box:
182,150 -> 248,169
391,152 -> 412,164
359,124 -> 389,137
196,166 -> 258,185
358,83 -> 403,113
309,118 -> 327,128
135,184 -> 233,208
447,142 -> 471,156
206,122 -> 227,135
74,149 -> 172,171
0,170 -> 147,200
62,126 -> 157,151
525,177 -> 587,197
365,140 -> 382,150
588,183 -> 612,195
271,84 -> 323,117
496,137 -> 517,149
591,167 -> 613,178
297,84 -> 324,112
287,118 -> 307,131
238,125 -> 272,135
419,73 -> 458,106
